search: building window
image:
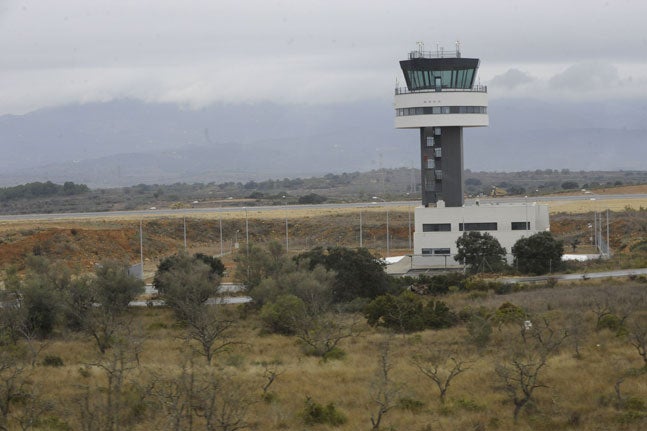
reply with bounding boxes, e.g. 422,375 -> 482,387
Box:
422,223 -> 451,232
441,106 -> 450,114
434,147 -> 442,158
435,170 -> 443,180
434,127 -> 441,136
512,221 -> 530,230
425,172 -> 435,189
426,136 -> 434,147
422,248 -> 451,255
459,222 -> 498,231
426,159 -> 435,169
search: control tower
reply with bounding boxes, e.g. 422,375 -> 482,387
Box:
394,43 -> 550,267
394,43 -> 488,207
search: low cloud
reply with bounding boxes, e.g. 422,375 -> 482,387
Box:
489,69 -> 535,89
549,61 -> 620,91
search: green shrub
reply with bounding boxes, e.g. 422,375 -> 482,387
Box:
454,397 -> 486,412
42,355 -> 64,367
364,292 -> 425,333
423,300 -> 458,329
466,315 -> 492,351
492,302 -> 526,325
260,294 -> 306,335
365,293 -> 456,333
597,313 -> 626,335
398,397 -> 426,412
301,396 -> 347,426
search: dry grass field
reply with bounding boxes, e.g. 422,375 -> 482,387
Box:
5,279 -> 647,431
0,191 -> 646,430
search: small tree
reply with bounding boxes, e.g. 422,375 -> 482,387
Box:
455,232 -> 507,274
233,242 -> 288,288
84,260 -> 144,354
512,232 -> 564,275
628,319 -> 647,368
296,246 -> 390,303
154,252 -> 220,321
495,318 -> 567,422
412,350 -> 470,404
369,337 -> 401,430
185,305 -> 237,365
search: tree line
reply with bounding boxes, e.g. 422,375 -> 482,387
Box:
0,181 -> 89,202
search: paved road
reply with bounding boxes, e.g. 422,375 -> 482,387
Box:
1,193 -> 645,222
498,267 -> 647,284
469,193 -> 647,205
0,200 -> 418,221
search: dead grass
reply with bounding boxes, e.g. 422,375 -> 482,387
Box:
6,281 -> 646,430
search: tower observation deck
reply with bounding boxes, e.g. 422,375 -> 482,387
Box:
395,44 -> 488,207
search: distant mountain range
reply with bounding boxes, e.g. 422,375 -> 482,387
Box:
0,98 -> 645,188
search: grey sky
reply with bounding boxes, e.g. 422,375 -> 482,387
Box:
1,0 -> 646,115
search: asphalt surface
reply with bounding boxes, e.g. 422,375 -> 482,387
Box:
498,267 -> 647,284
1,193 -> 645,222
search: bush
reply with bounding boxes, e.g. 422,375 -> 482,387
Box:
596,313 -> 626,335
492,302 -> 526,325
423,300 -> 458,329
364,292 -> 425,333
398,397 -> 426,412
512,232 -> 564,275
365,292 -> 456,333
466,314 -> 492,350
296,246 -> 389,303
301,396 -> 347,426
42,355 -> 64,367
260,295 -> 307,335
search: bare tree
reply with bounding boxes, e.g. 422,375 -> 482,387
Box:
261,363 -> 283,398
193,371 -> 255,431
628,319 -> 647,368
15,387 -> 53,431
294,312 -> 359,360
145,359 -> 198,431
412,350 -> 470,404
496,318 -> 567,423
82,261 -> 144,354
0,352 -> 29,431
77,326 -> 144,431
369,337 -> 401,431
184,305 -> 237,365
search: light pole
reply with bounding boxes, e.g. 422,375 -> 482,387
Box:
183,216 -> 187,250
139,219 -> 144,280
244,207 -> 250,281
219,207 -> 223,256
524,195 -> 529,230
372,196 -> 389,257
359,210 -> 363,248
407,205 -> 412,252
282,195 -> 289,252
244,207 -> 249,258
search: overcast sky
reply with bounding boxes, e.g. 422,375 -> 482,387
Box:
1,0 -> 646,116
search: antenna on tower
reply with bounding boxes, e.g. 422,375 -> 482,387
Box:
455,40 -> 461,58
416,41 -> 424,56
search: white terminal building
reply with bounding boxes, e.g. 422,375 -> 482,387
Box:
394,44 -> 549,267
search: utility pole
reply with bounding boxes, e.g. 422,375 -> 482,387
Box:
183,216 -> 187,250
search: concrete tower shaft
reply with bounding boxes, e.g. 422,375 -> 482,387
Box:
394,47 -> 488,207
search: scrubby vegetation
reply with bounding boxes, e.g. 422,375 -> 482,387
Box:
0,240 -> 646,430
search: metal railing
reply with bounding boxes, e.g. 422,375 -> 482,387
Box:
408,50 -> 461,59
395,85 -> 487,95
